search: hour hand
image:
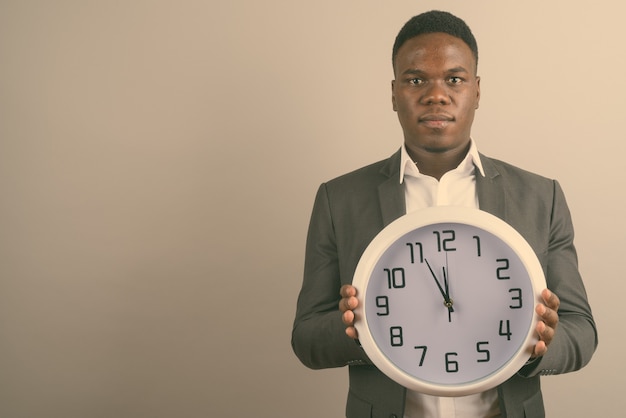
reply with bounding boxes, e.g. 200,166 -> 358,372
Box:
425,259 -> 454,316
442,265 -> 454,321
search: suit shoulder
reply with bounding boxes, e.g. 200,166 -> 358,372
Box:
484,156 -> 554,185
327,159 -> 387,183
323,153 -> 398,191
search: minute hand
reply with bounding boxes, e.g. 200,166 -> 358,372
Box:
424,258 -> 454,313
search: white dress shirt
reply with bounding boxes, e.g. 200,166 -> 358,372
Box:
400,140 -> 501,418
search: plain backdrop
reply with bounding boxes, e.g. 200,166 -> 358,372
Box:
0,1 -> 622,417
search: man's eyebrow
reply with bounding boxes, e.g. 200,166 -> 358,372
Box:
447,66 -> 471,73
400,68 -> 426,76
400,66 -> 471,76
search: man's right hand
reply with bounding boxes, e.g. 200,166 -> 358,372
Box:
339,284 -> 359,339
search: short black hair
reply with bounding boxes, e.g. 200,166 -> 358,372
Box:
392,10 -> 478,71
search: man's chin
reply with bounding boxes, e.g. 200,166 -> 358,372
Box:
423,145 -> 452,154
405,134 -> 470,155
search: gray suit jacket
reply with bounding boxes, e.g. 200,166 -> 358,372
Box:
292,150 -> 597,418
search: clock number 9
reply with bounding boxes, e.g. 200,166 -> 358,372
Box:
384,268 -> 406,289
376,296 -> 389,316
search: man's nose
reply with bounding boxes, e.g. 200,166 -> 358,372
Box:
421,82 -> 451,105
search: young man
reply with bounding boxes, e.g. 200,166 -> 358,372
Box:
292,10 -> 597,418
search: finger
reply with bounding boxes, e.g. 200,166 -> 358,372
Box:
532,340 -> 547,358
542,288 -> 560,311
536,303 -> 559,329
342,309 -> 355,326
339,295 -> 358,313
340,284 -> 357,298
536,318 -> 555,340
345,326 -> 359,340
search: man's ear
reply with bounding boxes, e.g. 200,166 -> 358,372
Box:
391,80 -> 397,112
475,76 -> 481,109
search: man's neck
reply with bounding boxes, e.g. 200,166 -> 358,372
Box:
407,142 -> 471,181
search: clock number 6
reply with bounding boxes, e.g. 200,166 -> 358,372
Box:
445,352 -> 459,373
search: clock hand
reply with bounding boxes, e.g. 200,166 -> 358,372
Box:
442,257 -> 454,322
443,252 -> 452,304
424,258 -> 446,298
424,259 -> 454,320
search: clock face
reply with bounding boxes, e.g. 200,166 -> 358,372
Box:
353,207 -> 545,396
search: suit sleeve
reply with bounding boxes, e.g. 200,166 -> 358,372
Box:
519,180 -> 598,377
291,183 -> 370,369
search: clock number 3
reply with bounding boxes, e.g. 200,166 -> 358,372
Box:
509,288 -> 523,309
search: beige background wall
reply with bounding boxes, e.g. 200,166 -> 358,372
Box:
0,1 -> 622,417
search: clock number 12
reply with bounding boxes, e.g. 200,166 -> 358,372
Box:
433,230 -> 456,252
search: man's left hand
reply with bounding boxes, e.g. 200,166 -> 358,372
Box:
532,288 -> 560,358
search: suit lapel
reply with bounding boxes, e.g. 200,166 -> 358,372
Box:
476,154 -> 506,220
377,150 -> 406,227
375,152 -> 506,225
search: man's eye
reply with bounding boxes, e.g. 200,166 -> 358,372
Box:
448,76 -> 463,84
409,78 -> 424,85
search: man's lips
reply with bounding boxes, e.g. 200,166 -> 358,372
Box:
419,113 -> 454,128
419,113 -> 454,122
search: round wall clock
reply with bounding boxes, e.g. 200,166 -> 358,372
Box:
352,206 -> 546,396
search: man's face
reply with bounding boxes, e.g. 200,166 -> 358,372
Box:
392,32 -> 480,159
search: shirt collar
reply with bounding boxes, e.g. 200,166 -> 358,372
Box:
400,138 -> 485,184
